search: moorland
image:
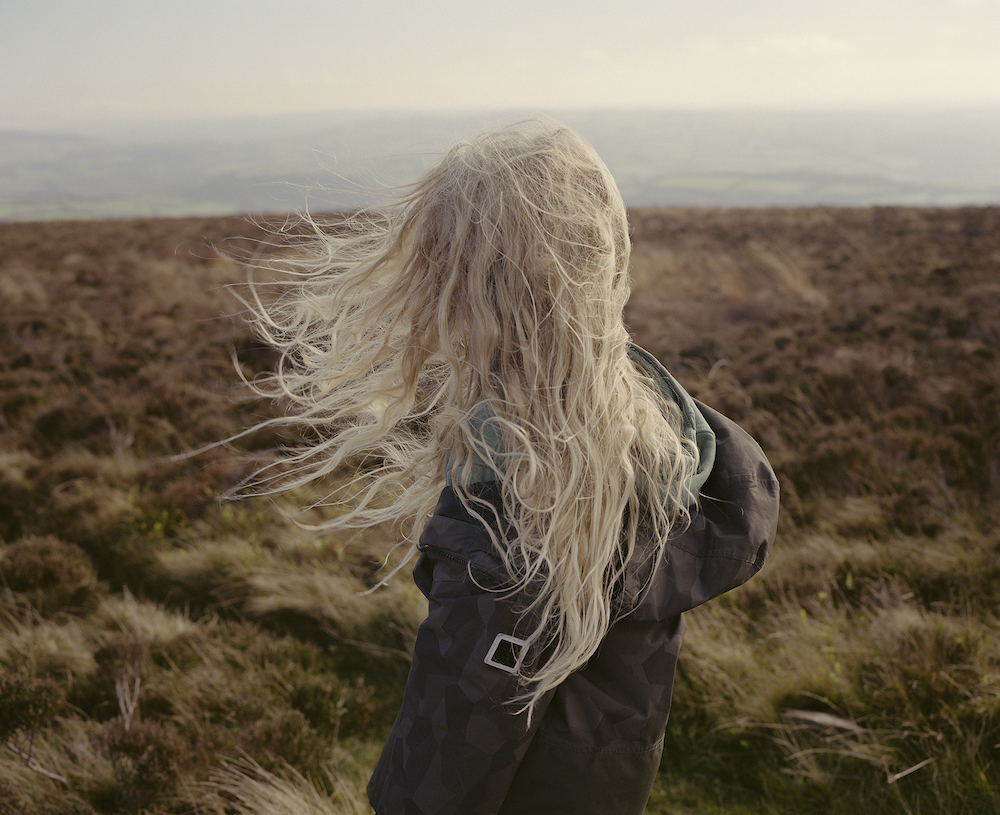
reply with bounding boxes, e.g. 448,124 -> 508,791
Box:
1,206 -> 999,814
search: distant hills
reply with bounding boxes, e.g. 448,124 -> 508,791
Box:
2,107 -> 999,221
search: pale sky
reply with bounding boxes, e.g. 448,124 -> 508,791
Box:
4,0 -> 1000,131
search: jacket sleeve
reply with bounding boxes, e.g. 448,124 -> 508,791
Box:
367,511 -> 553,815
633,399 -> 779,622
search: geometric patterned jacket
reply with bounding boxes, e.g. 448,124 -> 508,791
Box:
368,354 -> 780,815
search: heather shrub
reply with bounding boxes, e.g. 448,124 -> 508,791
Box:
0,536 -> 99,616
0,667 -> 64,745
0,451 -> 42,541
90,717 -> 187,813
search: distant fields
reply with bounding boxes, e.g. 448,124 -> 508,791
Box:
3,107 -> 1000,221
1,207 -> 999,814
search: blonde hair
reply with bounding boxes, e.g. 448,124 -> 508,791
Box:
239,120 -> 696,712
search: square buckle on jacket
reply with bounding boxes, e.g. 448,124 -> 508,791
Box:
484,633 -> 527,674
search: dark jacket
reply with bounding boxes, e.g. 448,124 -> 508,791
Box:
368,387 -> 779,814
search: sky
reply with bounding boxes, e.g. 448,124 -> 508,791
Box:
4,0 -> 1000,131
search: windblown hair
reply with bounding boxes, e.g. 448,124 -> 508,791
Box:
239,120 -> 696,712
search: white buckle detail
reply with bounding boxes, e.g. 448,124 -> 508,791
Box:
484,633 -> 527,674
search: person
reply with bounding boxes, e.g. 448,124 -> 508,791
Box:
239,120 -> 779,815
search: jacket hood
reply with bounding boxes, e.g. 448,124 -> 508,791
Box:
446,343 -> 717,511
627,343 -> 716,508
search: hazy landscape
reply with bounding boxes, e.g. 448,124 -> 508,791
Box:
1,204 -> 998,813
3,107 -> 1000,221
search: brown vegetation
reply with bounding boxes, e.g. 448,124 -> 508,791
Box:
1,208 -> 998,813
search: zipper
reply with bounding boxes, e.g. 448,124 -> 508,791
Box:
417,542 -> 508,586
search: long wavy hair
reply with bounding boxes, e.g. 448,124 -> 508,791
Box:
238,120 -> 696,712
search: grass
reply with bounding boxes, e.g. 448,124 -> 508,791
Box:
2,208 -> 999,812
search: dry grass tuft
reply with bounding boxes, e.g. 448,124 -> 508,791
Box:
195,756 -> 371,815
